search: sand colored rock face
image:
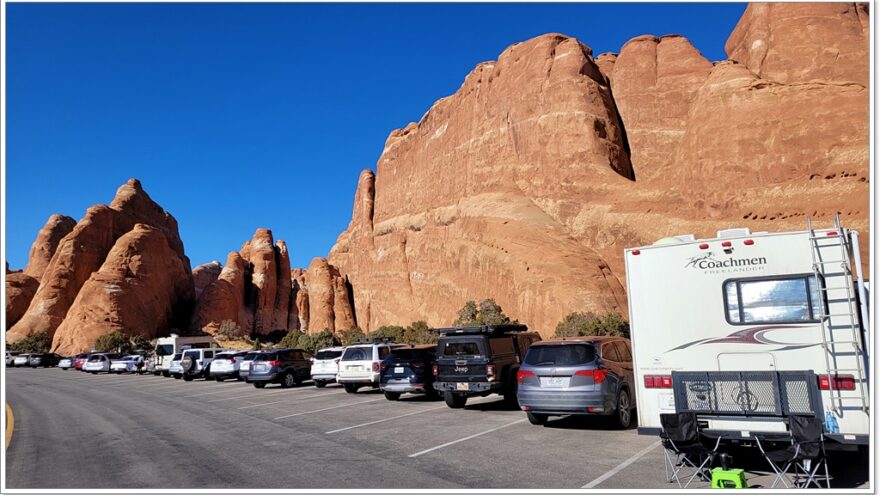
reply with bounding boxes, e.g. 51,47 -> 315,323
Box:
302,258 -> 356,333
192,261 -> 222,298
191,252 -> 249,336
6,272 -> 39,330
24,214 -> 77,280
7,179 -> 194,350
52,224 -> 195,355
329,6 -> 869,336
240,228 -> 278,334
725,2 -> 869,86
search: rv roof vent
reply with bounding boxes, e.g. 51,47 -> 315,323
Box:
717,228 -> 751,238
652,234 -> 695,246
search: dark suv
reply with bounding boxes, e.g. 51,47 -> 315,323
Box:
433,324 -> 541,408
379,344 -> 438,401
249,348 -> 313,389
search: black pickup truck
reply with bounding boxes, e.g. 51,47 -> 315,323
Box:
432,324 -> 542,408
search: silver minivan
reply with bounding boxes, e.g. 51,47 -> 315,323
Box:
516,336 -> 635,428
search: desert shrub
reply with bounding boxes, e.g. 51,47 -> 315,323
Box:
338,327 -> 366,346
94,331 -> 135,353
278,329 -> 305,349
217,320 -> 243,340
453,298 -> 513,326
402,320 -> 437,344
371,325 -> 406,342
554,312 -> 630,339
309,329 -> 341,352
8,331 -> 52,353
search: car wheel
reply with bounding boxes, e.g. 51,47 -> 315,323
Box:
254,382 -> 267,389
615,389 -> 633,429
343,384 -> 358,394
527,412 -> 548,426
281,372 -> 297,389
183,374 -> 193,381
314,380 -> 326,388
384,391 -> 401,401
444,392 -> 467,408
215,376 -> 225,382
91,371 -> 98,375
173,374 -> 181,379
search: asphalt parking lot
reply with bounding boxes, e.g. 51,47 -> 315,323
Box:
4,367 -> 871,489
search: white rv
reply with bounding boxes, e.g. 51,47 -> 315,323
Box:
625,216 -> 869,447
153,334 -> 220,377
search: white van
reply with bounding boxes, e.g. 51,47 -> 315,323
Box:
625,215 -> 869,447
153,334 -> 219,377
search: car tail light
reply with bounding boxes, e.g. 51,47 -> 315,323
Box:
380,362 -> 387,371
516,370 -> 535,383
644,374 -> 673,388
267,360 -> 282,367
487,364 -> 496,382
818,374 -> 855,390
372,362 -> 380,373
575,369 -> 607,384
228,359 -> 236,364
432,365 -> 438,377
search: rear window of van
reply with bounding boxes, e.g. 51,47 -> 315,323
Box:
524,344 -> 596,366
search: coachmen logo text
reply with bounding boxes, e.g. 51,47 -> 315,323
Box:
685,252 -> 767,274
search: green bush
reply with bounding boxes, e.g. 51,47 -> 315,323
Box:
338,327 -> 366,346
554,312 -> 630,339
278,329 -> 342,353
8,331 -> 52,353
217,320 -> 242,339
402,321 -> 437,344
94,331 -> 133,353
371,325 -> 405,342
309,329 -> 341,352
278,329 -> 305,349
453,298 -> 513,326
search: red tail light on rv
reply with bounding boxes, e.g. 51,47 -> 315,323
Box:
644,375 -> 673,388
818,374 -> 855,390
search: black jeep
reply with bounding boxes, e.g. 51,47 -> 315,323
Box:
432,324 -> 541,408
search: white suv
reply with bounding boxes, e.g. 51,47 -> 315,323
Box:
83,353 -> 120,374
310,346 -> 346,388
209,351 -> 248,381
180,348 -> 223,381
336,342 -> 403,393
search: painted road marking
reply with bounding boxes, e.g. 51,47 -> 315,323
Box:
5,403 -> 14,449
325,405 -> 447,434
408,419 -> 527,458
206,388 -> 301,402
273,398 -> 384,420
581,441 -> 661,488
238,390 -> 347,409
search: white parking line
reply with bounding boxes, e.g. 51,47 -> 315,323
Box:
237,390 -> 347,409
581,442 -> 660,488
273,398 -> 384,420
407,419 -> 527,458
325,404 -> 446,434
182,383 -> 262,398
206,388 -> 302,402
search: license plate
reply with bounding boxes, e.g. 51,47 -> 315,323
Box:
348,365 -> 362,371
394,367 -> 404,374
540,376 -> 570,388
254,364 -> 267,371
456,382 -> 470,391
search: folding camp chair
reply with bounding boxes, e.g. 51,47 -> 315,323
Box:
660,412 -> 722,488
755,415 -> 831,488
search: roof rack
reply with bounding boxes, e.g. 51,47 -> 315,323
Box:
436,323 -> 529,336
352,336 -> 398,345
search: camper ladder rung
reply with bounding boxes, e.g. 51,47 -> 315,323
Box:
825,368 -> 864,373
813,260 -> 849,266
823,313 -> 860,318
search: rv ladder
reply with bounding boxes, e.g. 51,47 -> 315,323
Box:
807,214 -> 869,415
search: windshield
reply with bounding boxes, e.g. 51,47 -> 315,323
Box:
341,347 -> 372,361
439,339 -> 484,357
155,344 -> 174,356
242,353 -> 259,362
524,344 -> 596,367
87,356 -> 103,362
254,353 -> 277,362
171,353 -> 182,361
390,348 -> 433,360
315,350 -> 343,360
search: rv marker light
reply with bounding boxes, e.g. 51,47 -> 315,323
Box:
632,249 -> 641,255
827,231 -> 838,236
699,243 -> 709,250
744,239 -> 754,245
721,241 -> 732,247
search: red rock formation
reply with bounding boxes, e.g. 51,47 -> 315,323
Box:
594,52 -> 617,84
52,224 -> 194,355
191,252 -> 249,335
6,272 -> 39,330
240,228 -> 278,334
302,258 -> 356,333
23,214 -> 76,280
725,2 -> 869,86
192,261 -> 222,298
290,269 -> 308,331
273,241 -> 292,331
8,179 -> 193,346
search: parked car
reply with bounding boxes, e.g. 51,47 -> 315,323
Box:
238,351 -> 262,383
28,353 -> 62,368
73,353 -> 91,371
433,324 -> 541,408
83,353 -> 121,374
169,353 -> 184,379
249,348 -> 313,389
380,344 -> 438,400
516,336 -> 635,428
58,356 -> 75,370
180,348 -> 224,381
311,346 -> 346,387
12,354 -> 32,367
6,351 -> 22,366
209,351 -> 249,381
337,341 -> 404,393
110,355 -> 144,374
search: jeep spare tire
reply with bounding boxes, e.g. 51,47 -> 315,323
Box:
181,356 -> 195,373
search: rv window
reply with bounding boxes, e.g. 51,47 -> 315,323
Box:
724,276 -> 822,324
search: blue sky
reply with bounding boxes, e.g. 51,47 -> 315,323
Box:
6,2 -> 746,270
